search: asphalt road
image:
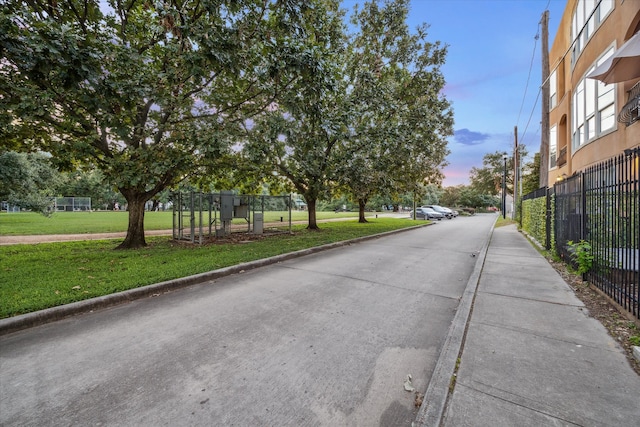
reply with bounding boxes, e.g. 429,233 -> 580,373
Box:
0,214 -> 496,426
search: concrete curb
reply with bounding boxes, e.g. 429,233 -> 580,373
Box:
413,219 -> 495,427
0,223 -> 429,336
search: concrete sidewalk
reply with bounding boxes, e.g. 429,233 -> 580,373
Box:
439,224 -> 640,426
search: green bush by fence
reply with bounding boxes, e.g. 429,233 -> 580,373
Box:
522,195 -> 551,249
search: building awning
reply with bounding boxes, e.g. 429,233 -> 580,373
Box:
587,31 -> 640,84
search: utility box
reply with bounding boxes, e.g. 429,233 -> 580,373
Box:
234,204 -> 248,218
220,191 -> 234,221
254,212 -> 264,234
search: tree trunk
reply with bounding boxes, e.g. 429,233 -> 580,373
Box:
306,198 -> 319,230
358,199 -> 368,223
116,192 -> 148,249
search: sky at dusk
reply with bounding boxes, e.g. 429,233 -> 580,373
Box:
344,0 -> 567,187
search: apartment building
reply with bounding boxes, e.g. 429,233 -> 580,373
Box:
548,0 -> 639,185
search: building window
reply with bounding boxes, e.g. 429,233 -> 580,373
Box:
550,125 -> 557,169
572,47 -> 615,151
550,70 -> 557,109
571,0 -> 614,65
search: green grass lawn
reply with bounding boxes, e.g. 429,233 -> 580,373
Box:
0,218 -> 421,318
495,216 -> 517,228
0,210 -> 364,235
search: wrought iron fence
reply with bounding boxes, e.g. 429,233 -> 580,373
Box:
580,151 -> 639,318
554,174 -> 583,260
522,187 -> 548,201
522,148 -> 639,319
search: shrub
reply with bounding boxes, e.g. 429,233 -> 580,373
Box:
567,240 -> 594,275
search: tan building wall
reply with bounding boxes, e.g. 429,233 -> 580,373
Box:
548,0 -> 640,186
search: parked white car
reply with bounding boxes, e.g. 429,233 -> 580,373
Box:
409,207 -> 444,220
422,205 -> 454,219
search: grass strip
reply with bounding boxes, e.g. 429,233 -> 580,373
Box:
494,216 -> 517,228
0,211 -> 366,235
0,218 -> 420,318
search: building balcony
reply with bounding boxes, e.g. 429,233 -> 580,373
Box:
618,81 -> 640,127
557,146 -> 567,167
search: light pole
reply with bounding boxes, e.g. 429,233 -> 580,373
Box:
502,154 -> 508,219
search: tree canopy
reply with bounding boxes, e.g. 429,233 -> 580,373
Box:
0,151 -> 60,213
468,149 -> 527,196
244,0 -> 452,227
1,0 -> 337,247
520,152 -> 542,196
2,0 -> 453,243
337,0 -> 452,222
242,0 -> 349,229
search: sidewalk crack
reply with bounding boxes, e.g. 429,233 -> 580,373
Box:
454,381 -> 586,426
471,320 -> 620,353
479,290 -> 584,308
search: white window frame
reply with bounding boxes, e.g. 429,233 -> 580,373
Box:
572,47 -> 616,151
571,0 -> 614,65
550,125 -> 557,169
550,70 -> 557,109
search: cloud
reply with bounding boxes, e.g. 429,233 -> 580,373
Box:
453,128 -> 490,146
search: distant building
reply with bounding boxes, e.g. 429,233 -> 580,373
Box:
548,0 -> 639,186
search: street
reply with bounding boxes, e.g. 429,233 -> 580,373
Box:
1,214 -> 496,426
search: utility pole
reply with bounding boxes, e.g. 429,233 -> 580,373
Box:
502,154 -> 508,219
539,10 -> 550,189
513,125 -> 518,220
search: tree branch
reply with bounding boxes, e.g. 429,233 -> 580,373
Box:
182,72 -> 218,100
134,99 -> 153,148
63,0 -> 88,33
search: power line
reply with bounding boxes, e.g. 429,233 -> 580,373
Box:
517,10 -> 546,151
516,23 -> 540,127
519,85 -> 541,148
520,1 -> 599,151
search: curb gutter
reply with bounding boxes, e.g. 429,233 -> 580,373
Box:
413,219 -> 495,427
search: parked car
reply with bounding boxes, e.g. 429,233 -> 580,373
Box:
410,207 -> 443,220
440,206 -> 456,218
423,205 -> 454,219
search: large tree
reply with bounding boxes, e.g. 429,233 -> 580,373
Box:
458,185 -> 499,209
337,0 -> 452,223
468,149 -> 527,196
0,151 -> 61,213
521,152 -> 542,195
1,0 -> 321,248
440,185 -> 462,207
242,0 -> 348,229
